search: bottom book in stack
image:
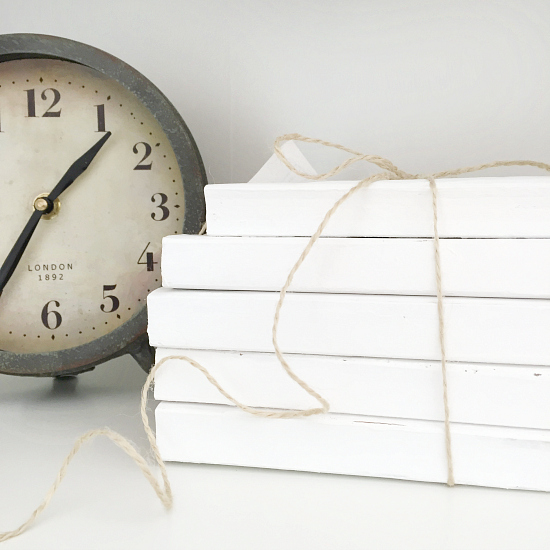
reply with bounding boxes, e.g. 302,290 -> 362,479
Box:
153,348 -> 550,491
155,401 -> 550,491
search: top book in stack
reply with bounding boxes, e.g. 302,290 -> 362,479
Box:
205,176 -> 550,238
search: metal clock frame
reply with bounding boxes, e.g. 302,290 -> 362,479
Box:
0,33 -> 207,376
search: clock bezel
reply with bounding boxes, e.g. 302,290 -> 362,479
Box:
0,33 -> 207,376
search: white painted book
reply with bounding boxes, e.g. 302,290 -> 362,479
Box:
147,288 -> 550,367
155,401 -> 550,492
161,234 -> 550,298
154,348 -> 550,430
205,177 -> 550,237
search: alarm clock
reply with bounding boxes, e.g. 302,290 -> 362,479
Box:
0,34 -> 207,376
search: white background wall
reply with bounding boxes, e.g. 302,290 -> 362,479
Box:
2,0 -> 550,183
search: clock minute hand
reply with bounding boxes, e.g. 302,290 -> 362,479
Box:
0,210 -> 43,296
0,131 -> 112,296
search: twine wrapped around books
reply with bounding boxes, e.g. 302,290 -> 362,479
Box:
5,135 -> 550,543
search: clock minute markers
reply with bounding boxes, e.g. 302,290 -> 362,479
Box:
0,131 -> 112,296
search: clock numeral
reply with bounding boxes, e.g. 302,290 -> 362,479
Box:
101,284 -> 120,313
133,142 -> 153,170
95,104 -> 106,132
137,242 -> 158,272
151,193 -> 170,221
26,89 -> 36,117
41,300 -> 62,330
25,88 -> 62,118
42,88 -> 62,117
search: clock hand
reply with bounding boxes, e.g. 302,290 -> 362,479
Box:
48,131 -> 112,202
0,131 -> 112,296
0,210 -> 43,297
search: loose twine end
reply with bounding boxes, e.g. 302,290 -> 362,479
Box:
0,360 -> 172,543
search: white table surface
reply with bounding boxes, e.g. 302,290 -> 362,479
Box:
2,355 -> 550,550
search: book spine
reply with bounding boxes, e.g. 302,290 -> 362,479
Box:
155,402 -> 550,491
154,348 -> 550,430
205,178 -> 550,237
147,288 -> 550,366
161,235 -> 550,299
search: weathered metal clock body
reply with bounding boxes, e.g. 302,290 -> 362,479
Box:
0,34 -> 206,376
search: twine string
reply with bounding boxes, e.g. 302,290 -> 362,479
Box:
427,174 -> 454,487
5,134 -> 550,542
0,361 -> 171,543
273,134 -> 550,487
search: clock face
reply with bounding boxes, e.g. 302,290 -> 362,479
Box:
0,58 -> 185,354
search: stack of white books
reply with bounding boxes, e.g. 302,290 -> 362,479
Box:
148,146 -> 550,491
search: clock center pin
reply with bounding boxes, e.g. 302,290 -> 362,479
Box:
33,194 -> 60,219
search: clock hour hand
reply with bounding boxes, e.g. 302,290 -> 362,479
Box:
48,131 -> 111,202
0,132 -> 112,296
